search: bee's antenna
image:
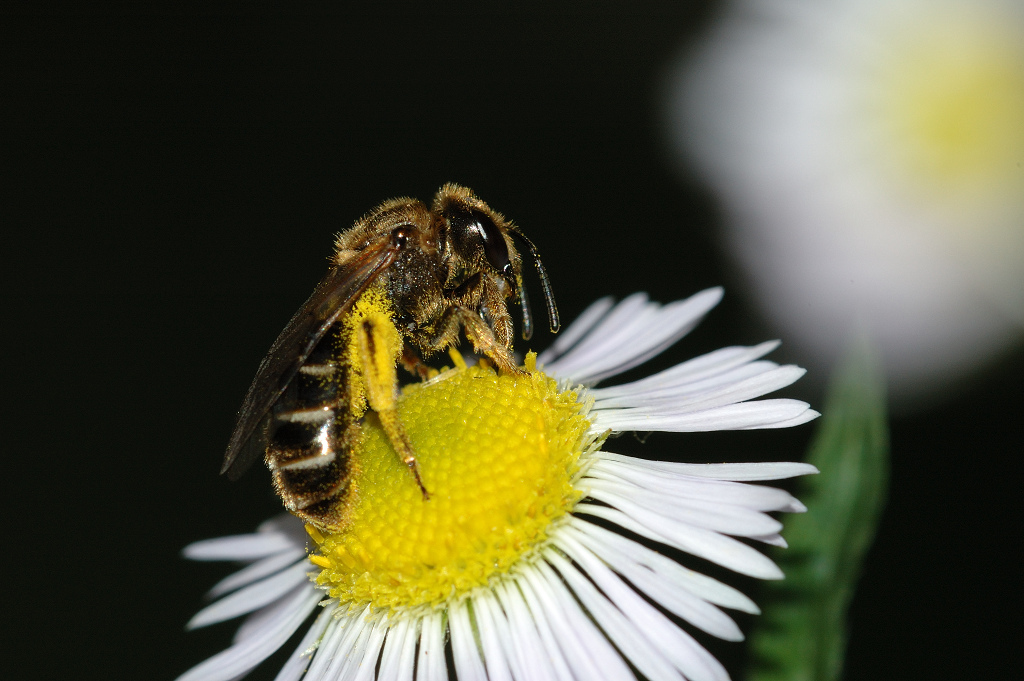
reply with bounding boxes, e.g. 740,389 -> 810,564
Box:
508,227 -> 560,334
517,275 -> 534,341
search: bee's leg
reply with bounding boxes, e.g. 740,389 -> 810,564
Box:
458,308 -> 522,375
356,317 -> 430,499
481,275 -> 515,350
425,304 -> 522,375
444,273 -> 519,372
400,346 -> 433,381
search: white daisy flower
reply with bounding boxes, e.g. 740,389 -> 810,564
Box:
179,288 -> 818,681
668,0 -> 1024,402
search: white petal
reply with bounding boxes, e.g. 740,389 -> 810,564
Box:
494,580 -> 567,681
325,612 -> 381,681
183,532 -> 298,562
450,599 -> 488,681
569,289 -> 726,385
740,408 -> 822,429
562,517 -> 750,638
536,296 -> 615,366
273,603 -> 338,681
592,451 -> 819,481
176,586 -> 321,681
348,616 -> 389,681
785,498 -> 808,513
590,360 -> 785,409
545,547 -> 724,681
583,479 -> 783,536
752,534 -> 788,547
591,398 -> 817,432
231,585 -> 316,646
545,289 -> 724,384
568,515 -> 759,613
346,614 -> 389,679
591,341 -> 782,398
588,456 -> 803,511
187,560 -> 313,630
544,548 -> 696,679
575,502 -> 784,579
257,513 -> 310,543
416,611 -> 447,681
378,618 -> 416,681
470,592 -> 514,681
304,608 -> 367,681
591,365 -> 805,412
375,619 -> 406,681
208,547 -> 306,598
302,616 -> 347,681
394,620 -> 418,681
519,561 -> 635,679
541,292 -> 652,378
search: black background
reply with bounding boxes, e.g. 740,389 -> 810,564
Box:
4,5 -> 1020,681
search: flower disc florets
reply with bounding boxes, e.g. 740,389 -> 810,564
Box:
307,352 -> 596,613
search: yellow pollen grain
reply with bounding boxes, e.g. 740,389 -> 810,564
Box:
308,352 -> 592,612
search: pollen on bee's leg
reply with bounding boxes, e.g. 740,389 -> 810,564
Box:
375,407 -> 430,497
353,308 -> 431,496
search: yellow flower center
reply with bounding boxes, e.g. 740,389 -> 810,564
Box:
876,11 -> 1024,195
306,352 -> 594,613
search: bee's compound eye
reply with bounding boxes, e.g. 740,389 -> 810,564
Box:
475,210 -> 513,277
449,207 -> 510,274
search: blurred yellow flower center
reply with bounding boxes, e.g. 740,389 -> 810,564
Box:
306,351 -> 593,612
878,13 -> 1024,192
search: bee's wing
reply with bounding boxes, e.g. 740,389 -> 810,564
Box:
220,234 -> 403,479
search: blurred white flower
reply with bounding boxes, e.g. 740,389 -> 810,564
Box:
668,0 -> 1024,403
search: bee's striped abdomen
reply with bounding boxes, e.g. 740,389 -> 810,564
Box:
265,326 -> 358,530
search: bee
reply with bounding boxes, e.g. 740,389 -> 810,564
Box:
220,184 -> 559,531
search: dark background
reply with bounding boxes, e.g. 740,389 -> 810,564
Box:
4,6 -> 1019,681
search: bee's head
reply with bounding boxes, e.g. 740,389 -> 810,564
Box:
436,185 -> 559,340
